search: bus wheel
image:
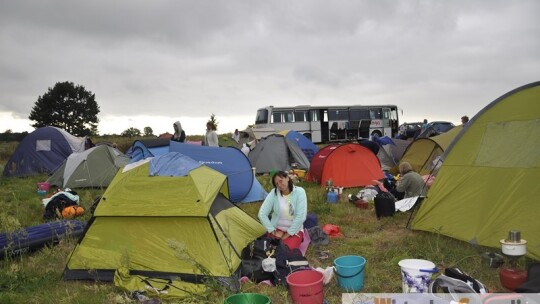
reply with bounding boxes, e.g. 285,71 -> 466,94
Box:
371,130 -> 382,138
303,133 -> 312,140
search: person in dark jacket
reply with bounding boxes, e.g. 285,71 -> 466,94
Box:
172,121 -> 186,142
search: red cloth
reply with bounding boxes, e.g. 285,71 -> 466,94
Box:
322,224 -> 344,238
266,230 -> 304,251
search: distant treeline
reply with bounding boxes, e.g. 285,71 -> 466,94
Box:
0,132 -> 29,142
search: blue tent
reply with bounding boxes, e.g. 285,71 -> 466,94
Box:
149,152 -> 202,177
239,177 -> 268,204
282,130 -> 319,161
126,138 -> 170,162
3,126 -> 86,177
169,142 -> 266,203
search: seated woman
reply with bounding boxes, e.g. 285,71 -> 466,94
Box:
395,162 -> 427,199
258,171 -> 307,251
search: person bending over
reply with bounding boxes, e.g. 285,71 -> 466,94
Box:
395,162 -> 426,199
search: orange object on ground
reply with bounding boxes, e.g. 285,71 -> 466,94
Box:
62,206 -> 85,219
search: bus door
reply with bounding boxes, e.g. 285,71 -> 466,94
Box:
318,109 -> 329,143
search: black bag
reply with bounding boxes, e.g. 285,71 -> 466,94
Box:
240,237 -> 281,283
374,192 -> 396,218
273,246 -> 310,286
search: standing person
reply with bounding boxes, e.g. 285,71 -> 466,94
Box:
398,122 -> 407,139
204,122 -> 219,147
461,115 -> 469,125
232,128 -> 240,143
395,162 -> 426,199
258,171 -> 307,251
172,121 -> 186,142
421,119 -> 429,131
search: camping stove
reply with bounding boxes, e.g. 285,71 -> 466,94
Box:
499,230 -> 528,291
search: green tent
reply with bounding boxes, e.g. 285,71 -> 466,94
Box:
413,81 -> 540,260
47,145 -> 130,188
392,125 -> 463,175
63,158 -> 266,295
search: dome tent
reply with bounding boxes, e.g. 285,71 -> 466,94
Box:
307,143 -> 384,188
169,141 -> 267,203
413,81 -> 540,260
248,134 -> 310,174
278,130 -> 319,161
3,126 -> 85,177
63,152 -> 266,297
47,145 -> 130,188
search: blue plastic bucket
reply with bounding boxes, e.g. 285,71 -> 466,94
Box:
326,191 -> 338,203
334,255 -> 366,291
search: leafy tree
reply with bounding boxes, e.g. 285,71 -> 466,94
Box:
207,113 -> 219,130
28,81 -> 100,136
143,127 -> 154,136
121,127 -> 141,137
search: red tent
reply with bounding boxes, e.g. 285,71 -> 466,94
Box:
306,143 -> 384,188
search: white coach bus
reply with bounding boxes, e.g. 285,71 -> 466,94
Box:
251,104 -> 400,143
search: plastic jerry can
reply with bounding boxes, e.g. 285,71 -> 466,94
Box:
327,191 -> 338,203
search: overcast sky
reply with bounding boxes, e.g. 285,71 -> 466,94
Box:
1,1 -> 539,136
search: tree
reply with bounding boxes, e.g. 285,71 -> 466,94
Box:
143,127 -> 154,136
207,113 -> 219,130
121,127 -> 141,137
29,81 -> 100,136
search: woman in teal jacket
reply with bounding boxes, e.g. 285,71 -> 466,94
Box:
258,171 -> 307,250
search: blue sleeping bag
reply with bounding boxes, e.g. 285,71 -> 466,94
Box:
0,220 -> 86,259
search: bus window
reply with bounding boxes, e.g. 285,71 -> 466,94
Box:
294,110 -> 308,122
272,112 -> 282,123
255,109 -> 268,124
328,110 -> 349,120
383,108 -> 391,120
370,108 -> 383,119
284,111 -> 294,122
310,110 -> 320,122
350,109 -> 370,120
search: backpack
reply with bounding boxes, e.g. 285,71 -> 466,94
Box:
374,192 -> 396,218
240,237 -> 281,283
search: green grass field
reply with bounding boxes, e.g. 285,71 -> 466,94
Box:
0,138 -> 530,304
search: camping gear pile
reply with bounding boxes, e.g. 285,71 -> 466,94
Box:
42,188 -> 84,220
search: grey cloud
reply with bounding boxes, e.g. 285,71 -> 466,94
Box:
0,0 -> 539,133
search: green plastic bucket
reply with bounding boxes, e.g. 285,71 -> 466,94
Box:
334,255 -> 366,291
224,293 -> 271,304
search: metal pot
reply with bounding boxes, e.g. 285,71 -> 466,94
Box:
500,239 -> 527,256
